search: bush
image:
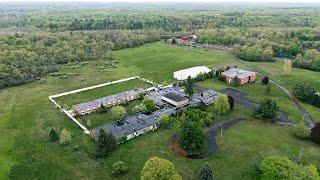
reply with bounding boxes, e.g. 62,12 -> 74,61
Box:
260,156 -> 320,179
293,123 -> 310,139
264,85 -> 271,95
311,123 -> 320,144
262,76 -> 269,85
197,162 -> 214,180
232,76 -> 239,87
112,161 -> 128,175
111,106 -> 126,121
49,128 -> 59,142
293,83 -> 316,104
254,98 -> 279,121
59,128 -> 72,145
184,109 -> 213,127
98,103 -> 107,114
217,74 -> 226,82
214,94 -> 230,115
141,157 -> 182,180
142,98 -> 157,113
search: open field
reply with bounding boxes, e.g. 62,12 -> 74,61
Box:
55,78 -> 150,108
1,43 -> 320,179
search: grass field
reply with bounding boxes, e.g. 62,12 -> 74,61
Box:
78,99 -> 143,129
1,42 -> 320,179
55,78 -> 150,108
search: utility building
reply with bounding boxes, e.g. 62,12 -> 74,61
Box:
173,66 -> 211,80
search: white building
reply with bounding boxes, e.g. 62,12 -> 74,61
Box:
173,66 -> 211,81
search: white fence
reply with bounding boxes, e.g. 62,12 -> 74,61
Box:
48,76 -> 158,134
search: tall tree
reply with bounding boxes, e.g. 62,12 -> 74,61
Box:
186,76 -> 194,96
95,129 -> 117,157
141,157 -> 182,180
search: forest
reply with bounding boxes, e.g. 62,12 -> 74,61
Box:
0,7 -> 320,88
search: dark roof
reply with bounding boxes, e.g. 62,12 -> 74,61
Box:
163,92 -> 188,102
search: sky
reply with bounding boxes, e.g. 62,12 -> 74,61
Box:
1,0 -> 320,3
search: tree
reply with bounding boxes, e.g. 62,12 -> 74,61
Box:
311,123 -> 320,144
179,120 -> 205,152
49,128 -> 59,142
197,162 -> 214,180
264,85 -> 271,95
293,123 -> 310,139
262,76 -> 269,85
260,156 -> 319,179
184,109 -> 213,127
95,129 -> 117,157
59,128 -> 72,145
227,96 -> 234,110
132,103 -> 148,114
111,106 -> 126,121
186,76 -> 194,96
232,76 -> 239,87
141,157 -> 182,180
214,94 -> 230,115
283,59 -> 292,75
254,98 -> 279,121
112,161 -> 128,175
158,114 -> 172,129
142,98 -> 157,113
293,83 -> 316,104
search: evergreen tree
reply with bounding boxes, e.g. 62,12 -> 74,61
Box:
186,76 -> 194,96
198,162 -> 214,180
95,129 -> 117,157
311,123 -> 320,144
227,96 -> 234,110
254,98 -> 279,121
262,76 -> 269,85
179,120 -> 205,152
49,128 -> 59,142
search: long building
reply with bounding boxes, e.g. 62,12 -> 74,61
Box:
73,88 -> 145,115
173,66 -> 211,81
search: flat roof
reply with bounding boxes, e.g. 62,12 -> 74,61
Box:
222,68 -> 255,78
163,92 -> 188,102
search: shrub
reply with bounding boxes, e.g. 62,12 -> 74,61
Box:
217,74 -> 226,82
141,157 -> 182,180
184,109 -> 213,127
254,98 -> 279,121
262,76 -> 269,85
293,83 -> 316,104
142,98 -> 157,113
264,85 -> 271,95
197,162 -> 214,180
98,103 -> 107,114
49,128 -> 59,142
293,123 -> 310,139
214,93 -> 230,115
86,119 -> 91,128
132,103 -> 148,114
59,128 -> 72,145
112,161 -> 128,175
95,129 -> 117,157
111,106 -> 126,121
232,76 -> 239,87
311,123 -> 320,144
260,156 -> 320,179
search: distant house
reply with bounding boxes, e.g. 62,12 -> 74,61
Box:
166,35 -> 197,47
221,68 -> 256,85
173,66 -> 211,81
162,92 -> 189,107
73,88 -> 145,115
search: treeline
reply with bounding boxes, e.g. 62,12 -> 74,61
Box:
1,8 -> 320,31
0,30 -> 162,88
197,28 -> 320,65
294,49 -> 320,71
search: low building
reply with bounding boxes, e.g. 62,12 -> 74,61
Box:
146,85 -> 185,107
91,107 -> 177,141
73,88 -> 144,115
189,89 -> 217,107
221,68 -> 256,85
173,66 -> 211,81
162,92 -> 189,107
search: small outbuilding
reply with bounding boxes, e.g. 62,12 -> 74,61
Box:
173,66 -> 211,81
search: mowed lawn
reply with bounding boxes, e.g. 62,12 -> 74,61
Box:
55,78 -> 150,108
248,61 -> 320,121
1,43 -> 320,179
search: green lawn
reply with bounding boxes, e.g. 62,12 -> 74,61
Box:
248,61 -> 320,121
1,43 -> 320,179
55,79 -> 150,108
78,99 -> 143,129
